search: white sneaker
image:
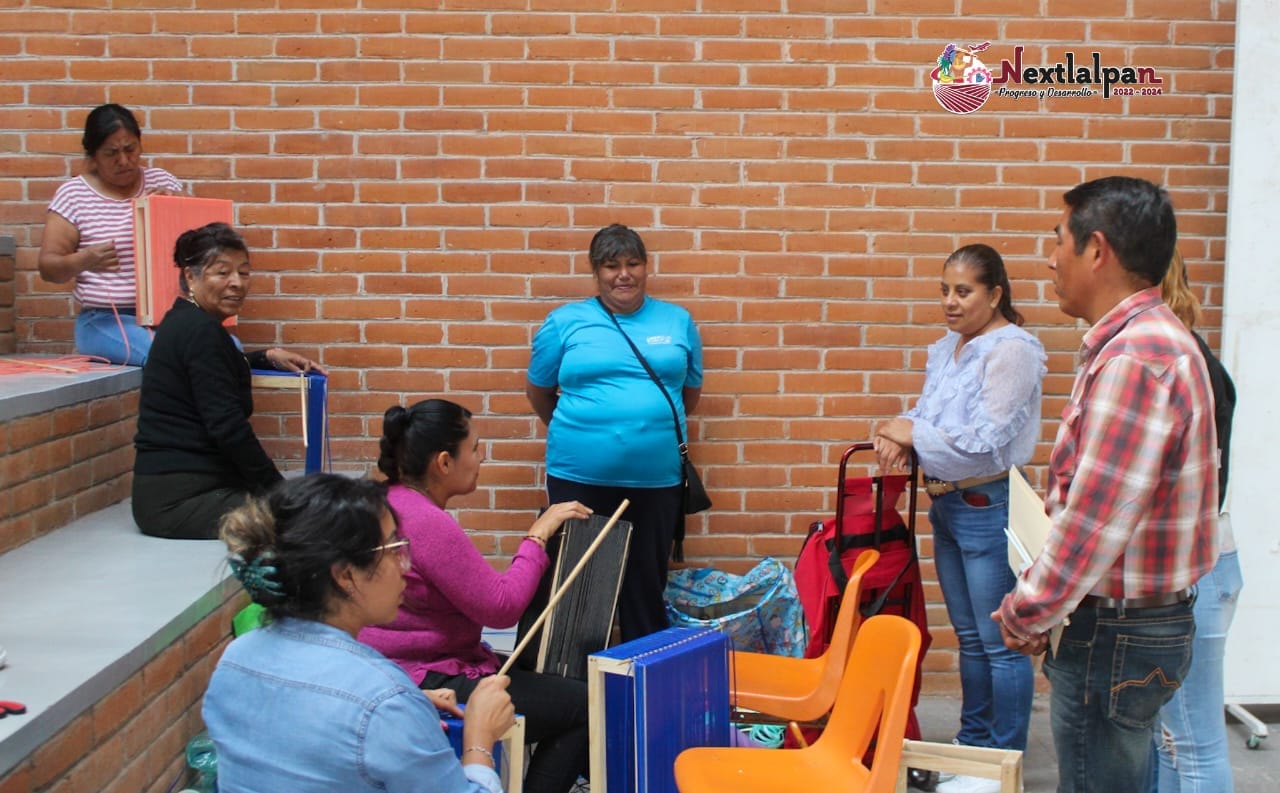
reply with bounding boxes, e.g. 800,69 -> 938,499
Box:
934,739 -> 962,784
935,775 -> 1002,793
0,644 -> 7,669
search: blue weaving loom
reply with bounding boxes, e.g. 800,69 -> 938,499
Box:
587,627 -> 732,793
250,370 -> 328,473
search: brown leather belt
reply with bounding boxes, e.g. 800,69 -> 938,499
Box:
1078,588 -> 1195,610
923,470 -> 1008,498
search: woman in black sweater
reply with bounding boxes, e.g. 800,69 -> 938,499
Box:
132,223 -> 323,539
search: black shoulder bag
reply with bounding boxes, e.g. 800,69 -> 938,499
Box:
597,298 -> 711,561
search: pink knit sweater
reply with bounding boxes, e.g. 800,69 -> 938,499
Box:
359,484 -> 549,682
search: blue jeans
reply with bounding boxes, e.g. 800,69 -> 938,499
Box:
75,307 -> 243,366
930,478 -> 1033,751
1153,549 -> 1242,793
75,307 -> 153,366
1046,598 -> 1195,793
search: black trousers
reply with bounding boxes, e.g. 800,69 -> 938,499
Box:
546,475 -> 683,643
422,664 -> 588,793
132,471 -> 251,540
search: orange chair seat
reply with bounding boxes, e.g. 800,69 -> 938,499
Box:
730,549 -> 879,724
679,614 -> 922,793
732,652 -> 828,721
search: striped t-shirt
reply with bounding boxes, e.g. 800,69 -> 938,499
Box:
46,168 -> 184,308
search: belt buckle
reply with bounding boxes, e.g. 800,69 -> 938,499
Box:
924,479 -> 951,497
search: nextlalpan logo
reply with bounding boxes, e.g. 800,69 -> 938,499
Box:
931,43 -> 1165,114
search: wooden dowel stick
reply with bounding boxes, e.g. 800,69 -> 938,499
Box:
298,374 -> 309,450
497,499 -> 630,677
788,721 -> 809,749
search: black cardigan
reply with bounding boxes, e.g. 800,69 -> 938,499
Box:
1194,331 -> 1235,509
133,298 -> 283,490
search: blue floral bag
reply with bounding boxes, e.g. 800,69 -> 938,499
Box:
664,557 -> 808,657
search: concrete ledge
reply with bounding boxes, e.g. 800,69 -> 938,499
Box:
0,358 -> 141,423
0,499 -> 236,777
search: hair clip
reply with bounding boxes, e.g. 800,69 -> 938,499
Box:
229,552 -> 286,602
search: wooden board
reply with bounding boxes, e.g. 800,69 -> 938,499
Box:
133,194 -> 234,327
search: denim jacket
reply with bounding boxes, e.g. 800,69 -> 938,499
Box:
203,617 -> 502,793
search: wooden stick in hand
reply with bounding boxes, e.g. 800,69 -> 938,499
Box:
496,498 -> 630,677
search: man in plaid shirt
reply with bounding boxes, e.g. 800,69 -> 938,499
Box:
994,176 -> 1219,793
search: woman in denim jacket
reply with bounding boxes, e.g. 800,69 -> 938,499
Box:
203,474 -> 515,792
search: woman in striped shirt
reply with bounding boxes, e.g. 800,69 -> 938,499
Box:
37,103 -> 182,365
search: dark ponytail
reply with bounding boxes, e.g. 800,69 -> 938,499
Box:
377,399 -> 472,484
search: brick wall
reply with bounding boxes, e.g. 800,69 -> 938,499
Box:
0,594 -> 242,793
0,1 -> 1236,701
0,390 -> 137,555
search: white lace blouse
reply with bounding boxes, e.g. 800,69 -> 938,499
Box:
904,323 -> 1047,482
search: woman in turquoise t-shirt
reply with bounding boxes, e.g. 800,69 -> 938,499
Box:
526,224 -> 704,642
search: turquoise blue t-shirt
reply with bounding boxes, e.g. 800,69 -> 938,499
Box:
528,296 -> 703,488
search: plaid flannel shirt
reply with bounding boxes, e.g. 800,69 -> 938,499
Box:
1000,288 -> 1219,638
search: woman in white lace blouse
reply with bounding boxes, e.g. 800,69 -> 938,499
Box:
874,244 -> 1046,793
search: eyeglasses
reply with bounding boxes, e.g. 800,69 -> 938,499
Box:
372,537 -> 411,572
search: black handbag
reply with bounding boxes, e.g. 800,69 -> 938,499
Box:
597,299 -> 711,558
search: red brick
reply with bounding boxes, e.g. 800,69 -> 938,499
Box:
0,1 -> 1237,699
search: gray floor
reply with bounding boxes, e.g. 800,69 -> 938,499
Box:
483,626 -> 1278,792
913,695 -> 1278,792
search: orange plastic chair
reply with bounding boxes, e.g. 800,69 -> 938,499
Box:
731,548 -> 879,723
675,614 -> 922,793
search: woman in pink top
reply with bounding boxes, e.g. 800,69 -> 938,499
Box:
360,398 -> 592,793
37,103 -> 183,365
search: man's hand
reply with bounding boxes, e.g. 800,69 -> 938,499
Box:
991,610 -> 1048,656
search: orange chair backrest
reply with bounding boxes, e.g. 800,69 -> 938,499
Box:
812,548 -> 880,701
817,614 -> 922,791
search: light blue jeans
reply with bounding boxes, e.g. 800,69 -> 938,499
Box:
75,307 -> 153,366
930,478 -> 1034,751
1152,549 -> 1242,793
74,307 -> 243,366
1047,598 -> 1195,793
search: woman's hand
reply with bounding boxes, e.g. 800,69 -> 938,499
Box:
873,418 -> 914,471
79,240 -> 120,274
528,500 -> 593,543
873,436 -> 909,472
424,687 -> 463,718
37,213 -> 118,283
460,675 -> 516,766
265,348 -> 328,375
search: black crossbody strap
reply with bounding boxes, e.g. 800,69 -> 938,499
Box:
596,297 -> 688,454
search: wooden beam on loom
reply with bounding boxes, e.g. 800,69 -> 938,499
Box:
893,740 -> 1023,793
250,372 -> 310,449
497,499 -> 630,678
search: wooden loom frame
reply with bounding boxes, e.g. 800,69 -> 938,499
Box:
587,627 -> 732,793
893,740 -> 1023,793
132,194 -> 234,327
249,371 -> 328,473
518,514 -> 633,681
